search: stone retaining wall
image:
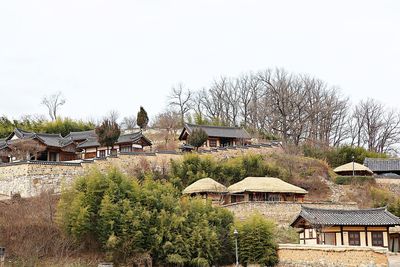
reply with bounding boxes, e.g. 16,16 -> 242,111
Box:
277,244 -> 388,267
0,145 -> 280,197
223,201 -> 358,226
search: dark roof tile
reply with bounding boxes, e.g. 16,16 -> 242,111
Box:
181,123 -> 251,139
364,158 -> 400,172
292,206 -> 400,227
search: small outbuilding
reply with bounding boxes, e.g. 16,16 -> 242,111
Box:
291,206 -> 400,248
182,178 -> 228,205
333,162 -> 373,176
226,177 -> 308,204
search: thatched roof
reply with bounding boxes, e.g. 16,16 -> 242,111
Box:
182,178 -> 228,194
333,162 -> 373,174
227,177 -> 308,194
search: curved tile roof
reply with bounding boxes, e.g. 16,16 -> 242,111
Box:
292,206 -> 400,226
180,123 -> 251,139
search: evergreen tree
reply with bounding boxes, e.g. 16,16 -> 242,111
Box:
137,106 -> 149,130
57,168 -> 235,266
236,213 -> 279,266
95,119 -> 121,155
187,128 -> 208,150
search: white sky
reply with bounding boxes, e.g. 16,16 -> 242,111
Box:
0,0 -> 399,122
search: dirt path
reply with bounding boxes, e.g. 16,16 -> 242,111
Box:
388,254 -> 400,267
320,177 -> 346,202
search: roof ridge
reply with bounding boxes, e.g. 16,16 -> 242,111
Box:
185,123 -> 245,129
302,206 -> 386,212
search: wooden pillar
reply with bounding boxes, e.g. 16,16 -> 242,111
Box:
340,226 -> 344,245
365,227 -> 368,246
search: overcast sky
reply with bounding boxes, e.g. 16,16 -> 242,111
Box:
1,0 -> 399,122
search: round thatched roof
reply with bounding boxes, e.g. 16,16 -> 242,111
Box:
227,177 -> 308,194
182,178 -> 228,194
333,162 -> 373,175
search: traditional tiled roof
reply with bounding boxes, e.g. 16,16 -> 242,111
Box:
77,131 -> 152,148
0,138 -> 7,150
364,158 -> 400,172
116,132 -> 152,146
179,123 -> 251,140
65,130 -> 96,141
291,206 -> 400,227
227,177 -> 308,194
76,138 -> 100,148
7,129 -> 74,148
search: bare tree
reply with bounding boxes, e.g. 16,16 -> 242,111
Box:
4,139 -> 46,161
41,92 -> 66,121
152,110 -> 181,147
168,84 -> 192,124
106,110 -> 120,123
121,115 -> 137,130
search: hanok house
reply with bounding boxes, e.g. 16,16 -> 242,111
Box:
77,131 -> 153,159
226,177 -> 308,204
0,128 -> 77,162
0,138 -> 10,163
364,158 -> 400,176
333,162 -> 374,176
178,123 -> 251,148
291,206 -> 400,248
182,178 -> 228,205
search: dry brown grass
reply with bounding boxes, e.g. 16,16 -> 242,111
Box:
263,153 -> 332,201
0,193 -> 103,266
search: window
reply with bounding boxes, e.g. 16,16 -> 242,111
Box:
99,150 -> 106,158
120,146 -> 132,153
49,152 -> 58,162
324,233 -> 336,245
348,232 -> 360,246
308,229 -> 314,238
372,232 -> 384,247
209,139 -> 217,147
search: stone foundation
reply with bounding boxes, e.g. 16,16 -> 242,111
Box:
277,244 -> 388,267
224,201 -> 358,226
0,145 -> 280,197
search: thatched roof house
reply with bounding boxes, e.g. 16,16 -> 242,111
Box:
183,178 -> 227,194
226,177 -> 307,203
182,178 -> 227,205
333,162 -> 373,176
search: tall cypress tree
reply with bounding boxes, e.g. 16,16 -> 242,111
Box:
137,106 -> 149,130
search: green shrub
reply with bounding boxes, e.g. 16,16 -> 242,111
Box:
236,214 -> 279,266
303,145 -> 387,168
334,176 -> 375,185
57,168 -> 235,266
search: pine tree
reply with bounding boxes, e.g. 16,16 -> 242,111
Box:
137,106 -> 149,130
187,128 -> 208,150
95,119 -> 121,155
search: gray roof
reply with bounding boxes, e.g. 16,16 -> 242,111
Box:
77,138 -> 100,148
364,158 -> 400,172
291,206 -> 400,227
77,131 -> 152,148
180,123 -> 251,139
116,132 -> 152,145
8,129 -> 74,148
0,138 -> 7,150
64,130 -> 96,141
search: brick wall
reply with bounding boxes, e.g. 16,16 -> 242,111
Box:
277,244 -> 388,267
